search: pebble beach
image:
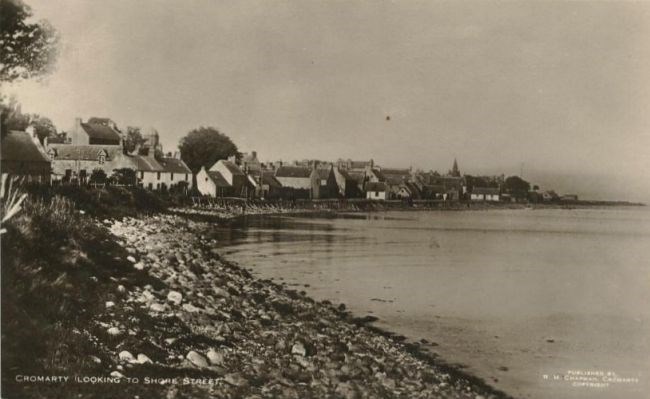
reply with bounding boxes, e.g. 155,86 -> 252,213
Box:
102,213 -> 511,399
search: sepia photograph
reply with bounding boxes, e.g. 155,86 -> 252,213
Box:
1,0 -> 649,398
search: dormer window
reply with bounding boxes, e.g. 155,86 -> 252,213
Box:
47,149 -> 56,160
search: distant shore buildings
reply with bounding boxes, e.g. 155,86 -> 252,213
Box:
1,116 -> 579,202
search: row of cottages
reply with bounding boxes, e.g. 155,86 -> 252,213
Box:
1,129 -> 52,182
364,161 -> 507,202
132,154 -> 192,191
363,166 -> 421,200
46,117 -> 192,190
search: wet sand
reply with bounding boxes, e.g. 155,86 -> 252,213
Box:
212,208 -> 650,399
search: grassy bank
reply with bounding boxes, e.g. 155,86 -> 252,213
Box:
2,196 -> 138,397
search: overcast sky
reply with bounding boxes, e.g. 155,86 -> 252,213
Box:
6,0 -> 650,201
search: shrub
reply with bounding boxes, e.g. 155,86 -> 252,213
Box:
1,175 -> 27,234
110,168 -> 137,186
89,168 -> 107,185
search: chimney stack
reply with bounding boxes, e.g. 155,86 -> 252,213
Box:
72,117 -> 83,145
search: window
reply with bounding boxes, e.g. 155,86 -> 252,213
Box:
157,172 -> 161,180
375,191 -> 379,196
171,173 -> 174,181
185,174 -> 188,180
140,171 -> 144,179
98,154 -> 106,164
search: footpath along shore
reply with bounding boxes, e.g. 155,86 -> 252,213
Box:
104,213 -> 513,399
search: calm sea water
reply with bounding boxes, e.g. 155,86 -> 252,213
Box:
209,208 -> 650,399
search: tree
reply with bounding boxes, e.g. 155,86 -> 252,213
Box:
0,0 -> 60,83
1,96 -> 29,137
1,97 -> 58,142
178,127 -> 239,174
503,176 -> 531,198
124,126 -> 146,154
30,114 -> 56,143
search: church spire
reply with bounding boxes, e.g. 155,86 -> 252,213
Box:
451,158 -> 460,177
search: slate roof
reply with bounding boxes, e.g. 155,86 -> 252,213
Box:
472,187 -> 500,195
366,182 -> 387,192
262,173 -> 282,188
81,122 -> 122,144
336,168 -> 351,179
380,168 -> 410,176
159,157 -> 191,174
384,175 -> 407,185
349,160 -> 371,169
1,131 -> 50,163
131,155 -> 163,172
207,171 -> 231,187
369,169 -> 386,181
219,160 -> 245,176
87,117 -> 111,125
404,182 -> 421,197
275,166 -> 311,178
346,171 -> 365,183
313,168 -> 332,179
48,144 -> 125,162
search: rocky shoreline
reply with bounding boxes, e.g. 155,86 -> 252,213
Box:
102,213 -> 512,398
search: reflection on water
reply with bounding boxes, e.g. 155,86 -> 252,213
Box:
209,208 -> 650,399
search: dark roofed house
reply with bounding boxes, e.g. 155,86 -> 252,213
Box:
1,130 -> 51,182
275,166 -> 312,190
69,117 -> 122,146
81,123 -> 121,145
310,165 -> 338,199
275,166 -> 312,178
207,171 -> 230,188
333,167 -> 364,198
245,169 -> 283,199
197,166 -> 232,197
367,167 -> 413,199
207,160 -> 252,197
